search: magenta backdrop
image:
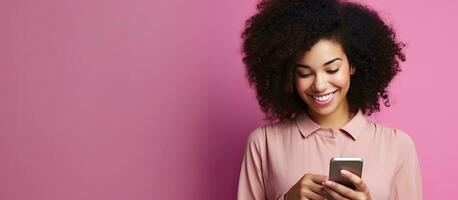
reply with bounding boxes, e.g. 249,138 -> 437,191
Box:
0,0 -> 210,199
0,0 -> 456,199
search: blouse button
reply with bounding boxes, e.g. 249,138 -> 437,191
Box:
330,129 -> 339,138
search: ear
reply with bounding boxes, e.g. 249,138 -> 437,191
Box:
350,65 -> 356,75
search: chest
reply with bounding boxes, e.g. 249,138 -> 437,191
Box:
261,136 -> 396,199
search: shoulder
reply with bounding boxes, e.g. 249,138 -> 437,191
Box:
246,126 -> 266,145
392,128 -> 416,147
246,119 -> 295,144
373,123 -> 417,153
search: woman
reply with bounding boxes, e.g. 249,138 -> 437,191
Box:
237,0 -> 422,199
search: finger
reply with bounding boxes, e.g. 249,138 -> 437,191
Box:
322,180 -> 357,199
300,174 -> 328,194
309,174 -> 328,184
340,170 -> 368,192
300,189 -> 326,200
306,182 -> 326,196
323,187 -> 350,200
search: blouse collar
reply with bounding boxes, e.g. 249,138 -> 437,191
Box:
295,109 -> 371,140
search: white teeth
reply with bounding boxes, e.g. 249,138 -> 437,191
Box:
313,92 -> 334,102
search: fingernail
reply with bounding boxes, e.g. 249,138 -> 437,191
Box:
324,181 -> 332,186
340,170 -> 347,175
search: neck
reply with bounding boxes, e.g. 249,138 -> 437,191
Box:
306,101 -> 355,129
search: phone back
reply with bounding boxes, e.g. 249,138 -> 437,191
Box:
329,157 -> 363,190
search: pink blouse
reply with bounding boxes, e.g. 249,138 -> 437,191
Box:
237,109 -> 422,199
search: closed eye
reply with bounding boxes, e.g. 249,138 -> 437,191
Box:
296,68 -> 339,78
296,72 -> 311,78
327,68 -> 339,74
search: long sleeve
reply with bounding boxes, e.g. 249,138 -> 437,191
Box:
237,127 -> 267,200
389,129 -> 423,199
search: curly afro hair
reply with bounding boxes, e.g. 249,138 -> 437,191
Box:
242,0 -> 406,122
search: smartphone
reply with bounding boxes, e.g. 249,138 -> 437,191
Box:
328,157 -> 363,190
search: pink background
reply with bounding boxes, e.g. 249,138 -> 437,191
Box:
0,0 -> 456,199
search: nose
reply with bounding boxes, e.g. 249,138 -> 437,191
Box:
312,73 -> 327,92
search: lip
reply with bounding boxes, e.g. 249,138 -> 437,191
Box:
308,90 -> 339,97
309,90 -> 338,96
307,90 -> 339,107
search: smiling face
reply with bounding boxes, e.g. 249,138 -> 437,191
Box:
294,39 -> 355,119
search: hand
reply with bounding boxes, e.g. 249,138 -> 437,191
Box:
321,170 -> 371,200
284,173 -> 328,200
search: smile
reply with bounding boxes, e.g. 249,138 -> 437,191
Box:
308,90 -> 339,106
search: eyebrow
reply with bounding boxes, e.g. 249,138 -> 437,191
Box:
294,58 -> 342,68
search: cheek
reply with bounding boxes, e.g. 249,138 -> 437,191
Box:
295,78 -> 313,91
331,71 -> 351,88
332,76 -> 349,87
